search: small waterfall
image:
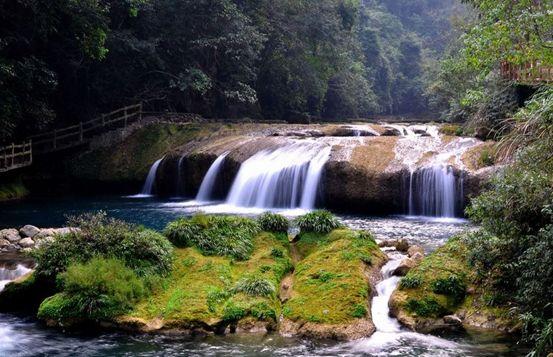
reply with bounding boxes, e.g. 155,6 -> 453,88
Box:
371,252 -> 403,332
408,165 -> 458,217
0,265 -> 32,291
196,152 -> 229,202
175,155 -> 186,197
134,158 -> 163,197
226,143 -> 331,209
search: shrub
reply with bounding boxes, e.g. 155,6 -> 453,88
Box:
477,147 -> 495,167
400,275 -> 423,289
404,297 -> 447,318
270,248 -> 284,258
257,212 -> 289,233
295,210 -> 343,234
431,275 -> 466,303
39,258 -> 145,321
233,275 -> 275,297
164,215 -> 260,260
31,212 -> 173,279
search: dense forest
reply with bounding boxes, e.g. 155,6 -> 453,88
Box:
0,0 -> 465,141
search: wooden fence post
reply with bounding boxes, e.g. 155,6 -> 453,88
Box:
139,103 -> 143,121
102,114 -> 106,127
11,143 -> 14,166
79,122 -> 84,142
29,140 -> 33,165
53,129 -> 57,150
124,107 -> 128,127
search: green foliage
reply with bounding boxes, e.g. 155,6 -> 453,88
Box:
400,275 -> 423,289
270,248 -> 284,259
477,147 -> 495,167
164,214 -> 260,260
233,275 -> 276,297
350,303 -> 367,318
257,212 -> 289,233
296,210 -> 343,234
0,181 -> 29,202
405,297 -> 447,318
31,212 -> 173,279
38,258 -> 145,321
431,275 -> 466,303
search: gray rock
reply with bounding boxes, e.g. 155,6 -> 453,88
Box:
54,227 -> 79,235
393,258 -> 416,276
407,245 -> 424,258
0,229 -> 21,242
19,237 -> 35,248
19,225 -> 40,238
395,239 -> 410,252
411,252 -> 424,263
0,239 -> 10,248
443,315 -> 463,326
34,228 -> 57,240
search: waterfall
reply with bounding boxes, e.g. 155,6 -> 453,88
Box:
0,265 -> 32,291
371,252 -> 403,332
226,143 -> 331,209
136,158 -> 163,197
175,155 -> 186,197
196,152 -> 229,202
408,165 -> 458,217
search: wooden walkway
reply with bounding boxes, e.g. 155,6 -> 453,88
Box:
0,103 -> 142,173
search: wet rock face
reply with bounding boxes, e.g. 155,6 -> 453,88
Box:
322,162 -> 405,214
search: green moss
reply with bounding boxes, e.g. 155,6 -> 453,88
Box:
404,297 -> 449,317
283,229 -> 385,325
128,232 -> 292,325
68,122 -> 221,182
0,273 -> 56,313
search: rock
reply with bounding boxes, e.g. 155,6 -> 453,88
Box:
35,236 -> 55,249
407,245 -> 424,258
378,240 -> 397,248
0,239 -> 10,249
34,228 -> 57,240
380,128 -> 402,136
443,315 -> 463,327
0,229 -> 21,243
395,239 -> 410,252
19,225 -> 40,238
53,227 -> 79,235
393,258 -> 417,276
411,252 -> 424,263
18,237 -> 35,248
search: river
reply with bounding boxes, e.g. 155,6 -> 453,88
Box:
0,196 -> 524,356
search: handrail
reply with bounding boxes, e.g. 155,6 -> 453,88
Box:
0,140 -> 32,172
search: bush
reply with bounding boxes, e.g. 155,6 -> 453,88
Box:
350,303 -> 367,318
404,297 -> 447,318
400,275 -> 423,289
164,215 -> 260,260
31,212 -> 173,279
38,258 -> 145,321
257,212 -> 289,233
295,210 -> 343,234
233,275 -> 275,297
431,275 -> 466,303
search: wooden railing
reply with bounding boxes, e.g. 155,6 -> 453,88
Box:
29,103 -> 143,154
501,61 -> 553,84
0,140 -> 33,172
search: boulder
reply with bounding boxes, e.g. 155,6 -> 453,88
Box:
395,239 -> 410,253
393,258 -> 417,276
19,225 -> 40,238
411,252 -> 424,263
443,315 -> 463,327
34,228 -> 57,240
0,239 -> 10,249
0,229 -> 21,243
407,245 -> 424,258
19,237 -> 35,248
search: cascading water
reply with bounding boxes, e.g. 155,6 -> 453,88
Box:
133,158 -> 163,197
0,265 -> 32,291
226,143 -> 331,209
175,155 -> 186,197
196,152 -> 229,202
408,165 -> 459,217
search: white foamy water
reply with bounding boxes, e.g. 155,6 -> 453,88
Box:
129,158 -> 164,198
196,152 -> 229,202
226,143 -> 331,209
0,265 -> 32,291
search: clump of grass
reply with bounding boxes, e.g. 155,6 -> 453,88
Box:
400,275 -> 423,289
270,248 -> 284,258
257,212 -> 289,233
295,210 -> 343,234
164,214 -> 260,260
404,297 -> 447,318
38,258 -> 146,321
477,147 -> 495,167
233,275 -> 275,297
32,211 -> 173,278
431,275 -> 466,303
350,303 -> 367,318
